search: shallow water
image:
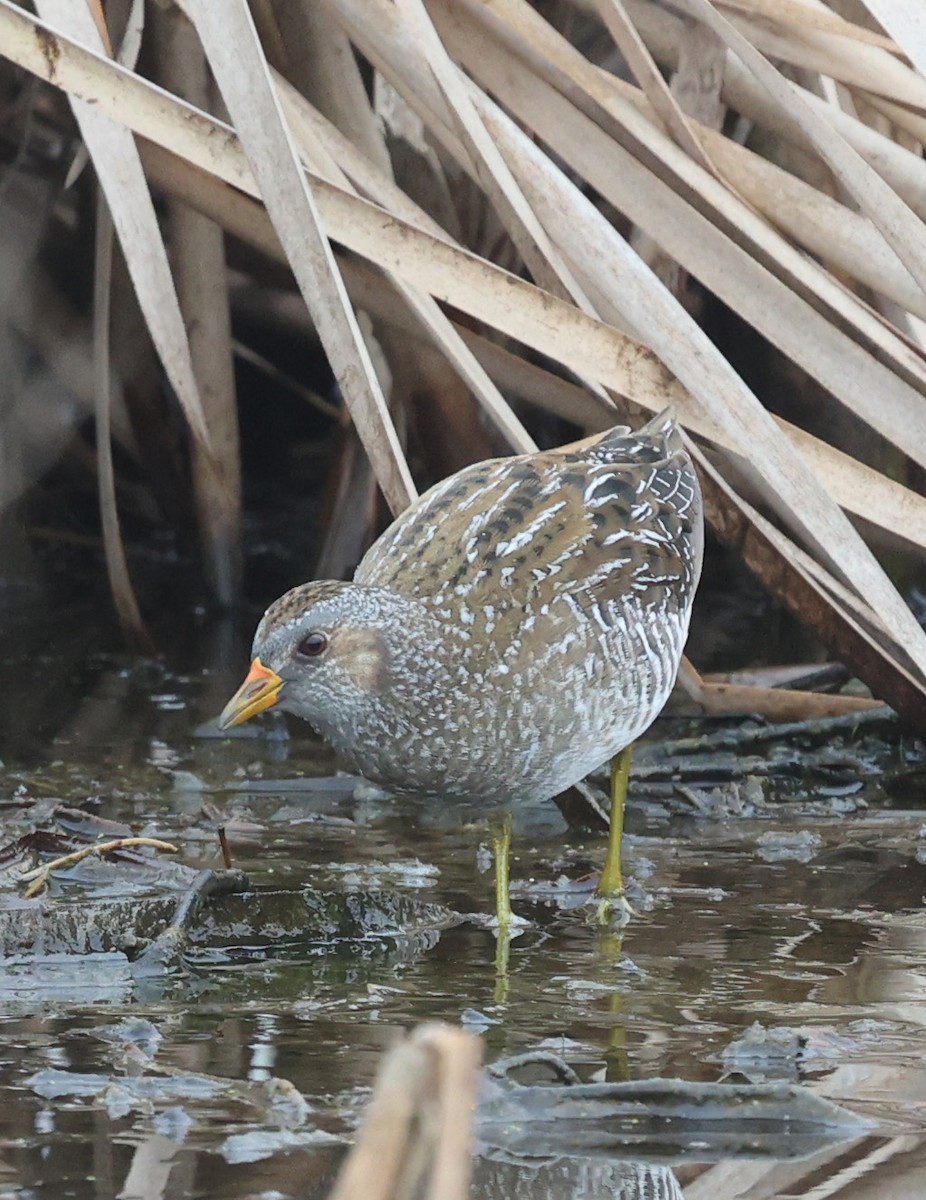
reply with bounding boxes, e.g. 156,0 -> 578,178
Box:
3,598 -> 926,1198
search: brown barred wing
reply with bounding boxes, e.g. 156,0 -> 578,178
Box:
356,416 -> 701,644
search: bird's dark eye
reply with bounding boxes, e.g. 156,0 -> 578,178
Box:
297,632 -> 328,659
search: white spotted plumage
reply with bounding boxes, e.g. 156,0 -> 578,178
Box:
251,411 -> 703,807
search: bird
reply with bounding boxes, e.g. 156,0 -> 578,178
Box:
219,411 -> 703,927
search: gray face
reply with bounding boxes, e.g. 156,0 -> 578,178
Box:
251,581 -> 447,755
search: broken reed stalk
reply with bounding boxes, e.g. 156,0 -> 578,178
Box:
153,4 -> 241,606
329,1024 -> 481,1200
93,192 -> 152,650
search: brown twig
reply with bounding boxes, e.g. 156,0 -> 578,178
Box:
217,826 -> 233,870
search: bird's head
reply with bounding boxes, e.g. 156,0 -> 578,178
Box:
218,582 -> 438,744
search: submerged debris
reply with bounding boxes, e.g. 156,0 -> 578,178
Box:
719,1022 -> 858,1083
755,830 -> 823,864
28,1061 -> 316,1132
477,1051 -> 874,1163
131,867 -> 250,977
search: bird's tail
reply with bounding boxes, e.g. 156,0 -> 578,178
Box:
585,408 -> 682,466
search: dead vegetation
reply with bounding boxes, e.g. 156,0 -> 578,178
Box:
2,0 -> 926,723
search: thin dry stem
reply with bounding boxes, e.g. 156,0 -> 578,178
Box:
22,837 -> 178,898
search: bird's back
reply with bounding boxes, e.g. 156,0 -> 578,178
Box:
355,411 -> 702,802
357,411 -> 702,626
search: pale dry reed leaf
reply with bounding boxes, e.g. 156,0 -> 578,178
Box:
389,0 -> 619,431
447,0 -> 926,455
859,1 -> 926,77
136,147 -> 926,564
692,126 -> 926,319
275,72 -> 450,237
119,0 -> 145,69
186,4 -> 409,586
183,0 -> 415,514
266,31 -> 538,454
671,0 -> 926,108
270,1 -> 393,178
277,70 -> 589,447
63,0 -> 144,189
595,0 -> 718,172
393,286 -> 539,452
263,39 -> 537,454
93,195 -> 150,647
623,0 -> 926,220
354,0 -> 926,673
679,0 -> 926,297
862,91 -> 926,151
395,0 -> 592,305
779,427 -> 926,560
155,6 -> 240,605
716,0 -> 899,51
33,0 -> 211,449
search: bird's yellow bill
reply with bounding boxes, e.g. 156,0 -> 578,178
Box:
219,658 -> 284,729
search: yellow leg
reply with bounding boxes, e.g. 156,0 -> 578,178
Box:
494,926 -> 511,1004
597,930 -> 630,1078
489,813 -> 524,999
490,811 -> 514,933
605,983 -> 631,1082
487,812 -> 529,941
594,744 -> 634,926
